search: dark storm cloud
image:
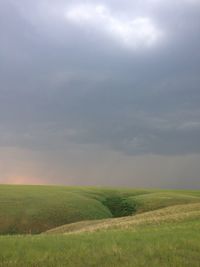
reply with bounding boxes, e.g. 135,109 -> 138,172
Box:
0,0 -> 200,187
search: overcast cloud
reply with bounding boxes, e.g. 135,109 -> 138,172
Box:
0,0 -> 200,188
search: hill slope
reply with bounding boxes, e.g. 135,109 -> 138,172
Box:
46,202 -> 200,234
0,185 -> 200,234
0,202 -> 200,267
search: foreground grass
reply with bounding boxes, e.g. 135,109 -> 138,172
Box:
0,219 -> 200,267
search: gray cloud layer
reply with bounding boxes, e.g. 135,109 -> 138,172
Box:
0,0 -> 200,187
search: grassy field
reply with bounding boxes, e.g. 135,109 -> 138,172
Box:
0,185 -> 200,266
1,185 -> 200,234
0,185 -> 151,234
46,203 -> 200,234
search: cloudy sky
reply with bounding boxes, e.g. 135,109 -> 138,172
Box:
0,0 -> 200,188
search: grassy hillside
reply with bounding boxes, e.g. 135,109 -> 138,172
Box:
0,185 -> 200,234
0,185 -> 148,234
0,185 -> 111,234
45,203 -> 200,234
127,191 -> 200,213
0,203 -> 200,267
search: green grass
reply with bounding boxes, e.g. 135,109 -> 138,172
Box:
0,217 -> 200,267
0,185 -> 200,234
0,185 -> 113,234
45,203 -> 200,234
0,185 -> 200,266
128,191 -> 200,213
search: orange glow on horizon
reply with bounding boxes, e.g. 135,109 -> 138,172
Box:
6,175 -> 46,185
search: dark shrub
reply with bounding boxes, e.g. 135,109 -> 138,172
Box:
102,196 -> 136,217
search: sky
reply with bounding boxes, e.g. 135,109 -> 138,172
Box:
0,0 -> 200,188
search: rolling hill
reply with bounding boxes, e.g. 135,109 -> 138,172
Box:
0,185 -> 200,234
0,185 -> 200,267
